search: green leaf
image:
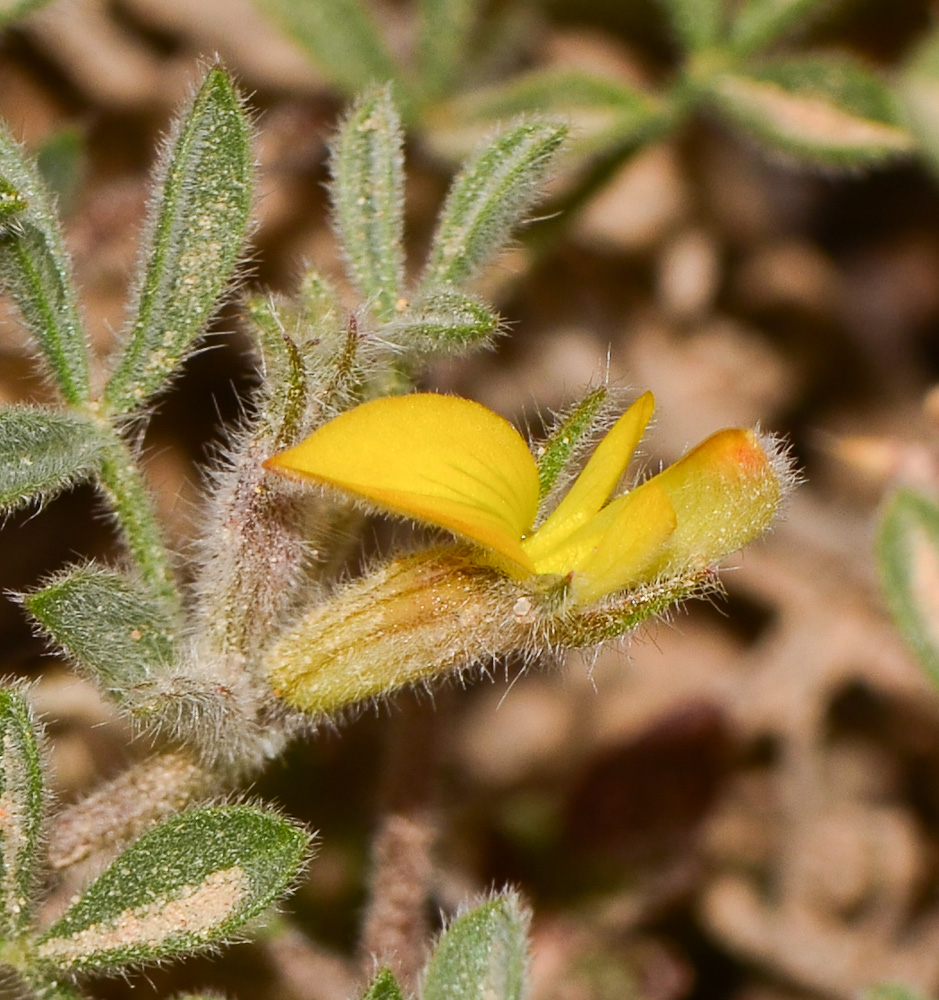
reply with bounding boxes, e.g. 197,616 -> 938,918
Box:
423,893 -> 530,1000
535,386 -> 609,501
330,87 -> 405,322
0,124 -> 89,403
0,688 -> 44,936
422,118 -> 566,288
254,0 -> 401,100
416,0 -> 476,102
878,490 -> 939,688
361,969 -> 404,1000
898,26 -> 939,179
20,974 -> 87,1000
36,805 -> 310,971
36,126 -> 86,216
23,565 -> 176,702
433,69 -> 662,160
729,0 -> 836,56
864,986 -> 931,1000
0,176 -> 27,220
0,406 -> 104,513
0,0 -> 55,29
704,56 -> 914,167
103,66 -> 252,415
659,0 -> 724,51
387,286 -> 498,353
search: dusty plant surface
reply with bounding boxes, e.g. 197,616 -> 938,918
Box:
3,2 -> 939,999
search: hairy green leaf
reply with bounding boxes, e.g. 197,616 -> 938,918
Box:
23,565 -> 176,701
0,688 -> 44,936
423,893 -> 530,1000
103,66 -> 252,414
659,0 -> 724,51
0,0 -> 56,30
0,406 -> 104,513
0,124 -> 89,403
878,490 -> 939,688
361,969 -> 404,1000
416,0 -> 475,102
36,805 -> 309,971
254,0 -> 400,99
705,56 -> 913,167
36,126 -> 86,216
0,177 -> 27,220
387,286 -> 498,353
898,26 -> 939,179
434,69 -> 662,160
864,986 -> 931,1000
331,87 -> 405,322
729,0 -> 836,56
422,119 -> 566,288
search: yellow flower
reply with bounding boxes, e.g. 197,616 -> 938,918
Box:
264,391 -> 784,607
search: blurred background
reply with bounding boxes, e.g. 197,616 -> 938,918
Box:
4,1 -> 939,998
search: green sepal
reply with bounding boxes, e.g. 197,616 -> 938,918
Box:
534,386 -> 609,501
254,0 -> 401,102
878,490 -> 939,688
0,688 -> 45,936
551,571 -> 709,646
244,296 -> 308,447
103,66 -> 252,415
421,118 -> 566,288
245,276 -> 359,431
658,0 -> 725,52
0,406 -> 106,514
23,565 -> 177,703
330,87 -> 405,322
36,805 -> 310,971
416,0 -> 475,102
0,124 -> 89,403
704,55 -> 913,168
898,26 -> 939,180
361,968 -> 404,1000
729,0 -> 836,56
387,286 -> 498,354
423,893 -> 530,1000
432,69 -> 662,160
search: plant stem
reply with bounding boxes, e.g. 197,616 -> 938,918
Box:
95,429 -> 179,612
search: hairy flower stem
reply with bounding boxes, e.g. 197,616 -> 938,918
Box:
359,705 -> 438,989
47,751 -> 211,871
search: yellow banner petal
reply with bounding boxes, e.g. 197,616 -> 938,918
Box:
265,394 -> 540,572
523,391 -> 654,563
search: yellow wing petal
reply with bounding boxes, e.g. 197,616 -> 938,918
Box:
530,479 -> 676,603
569,481 -> 676,604
523,391 -> 654,563
265,394 -> 540,572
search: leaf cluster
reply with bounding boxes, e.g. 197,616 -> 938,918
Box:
253,0 -> 939,202
0,51 -> 567,1000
